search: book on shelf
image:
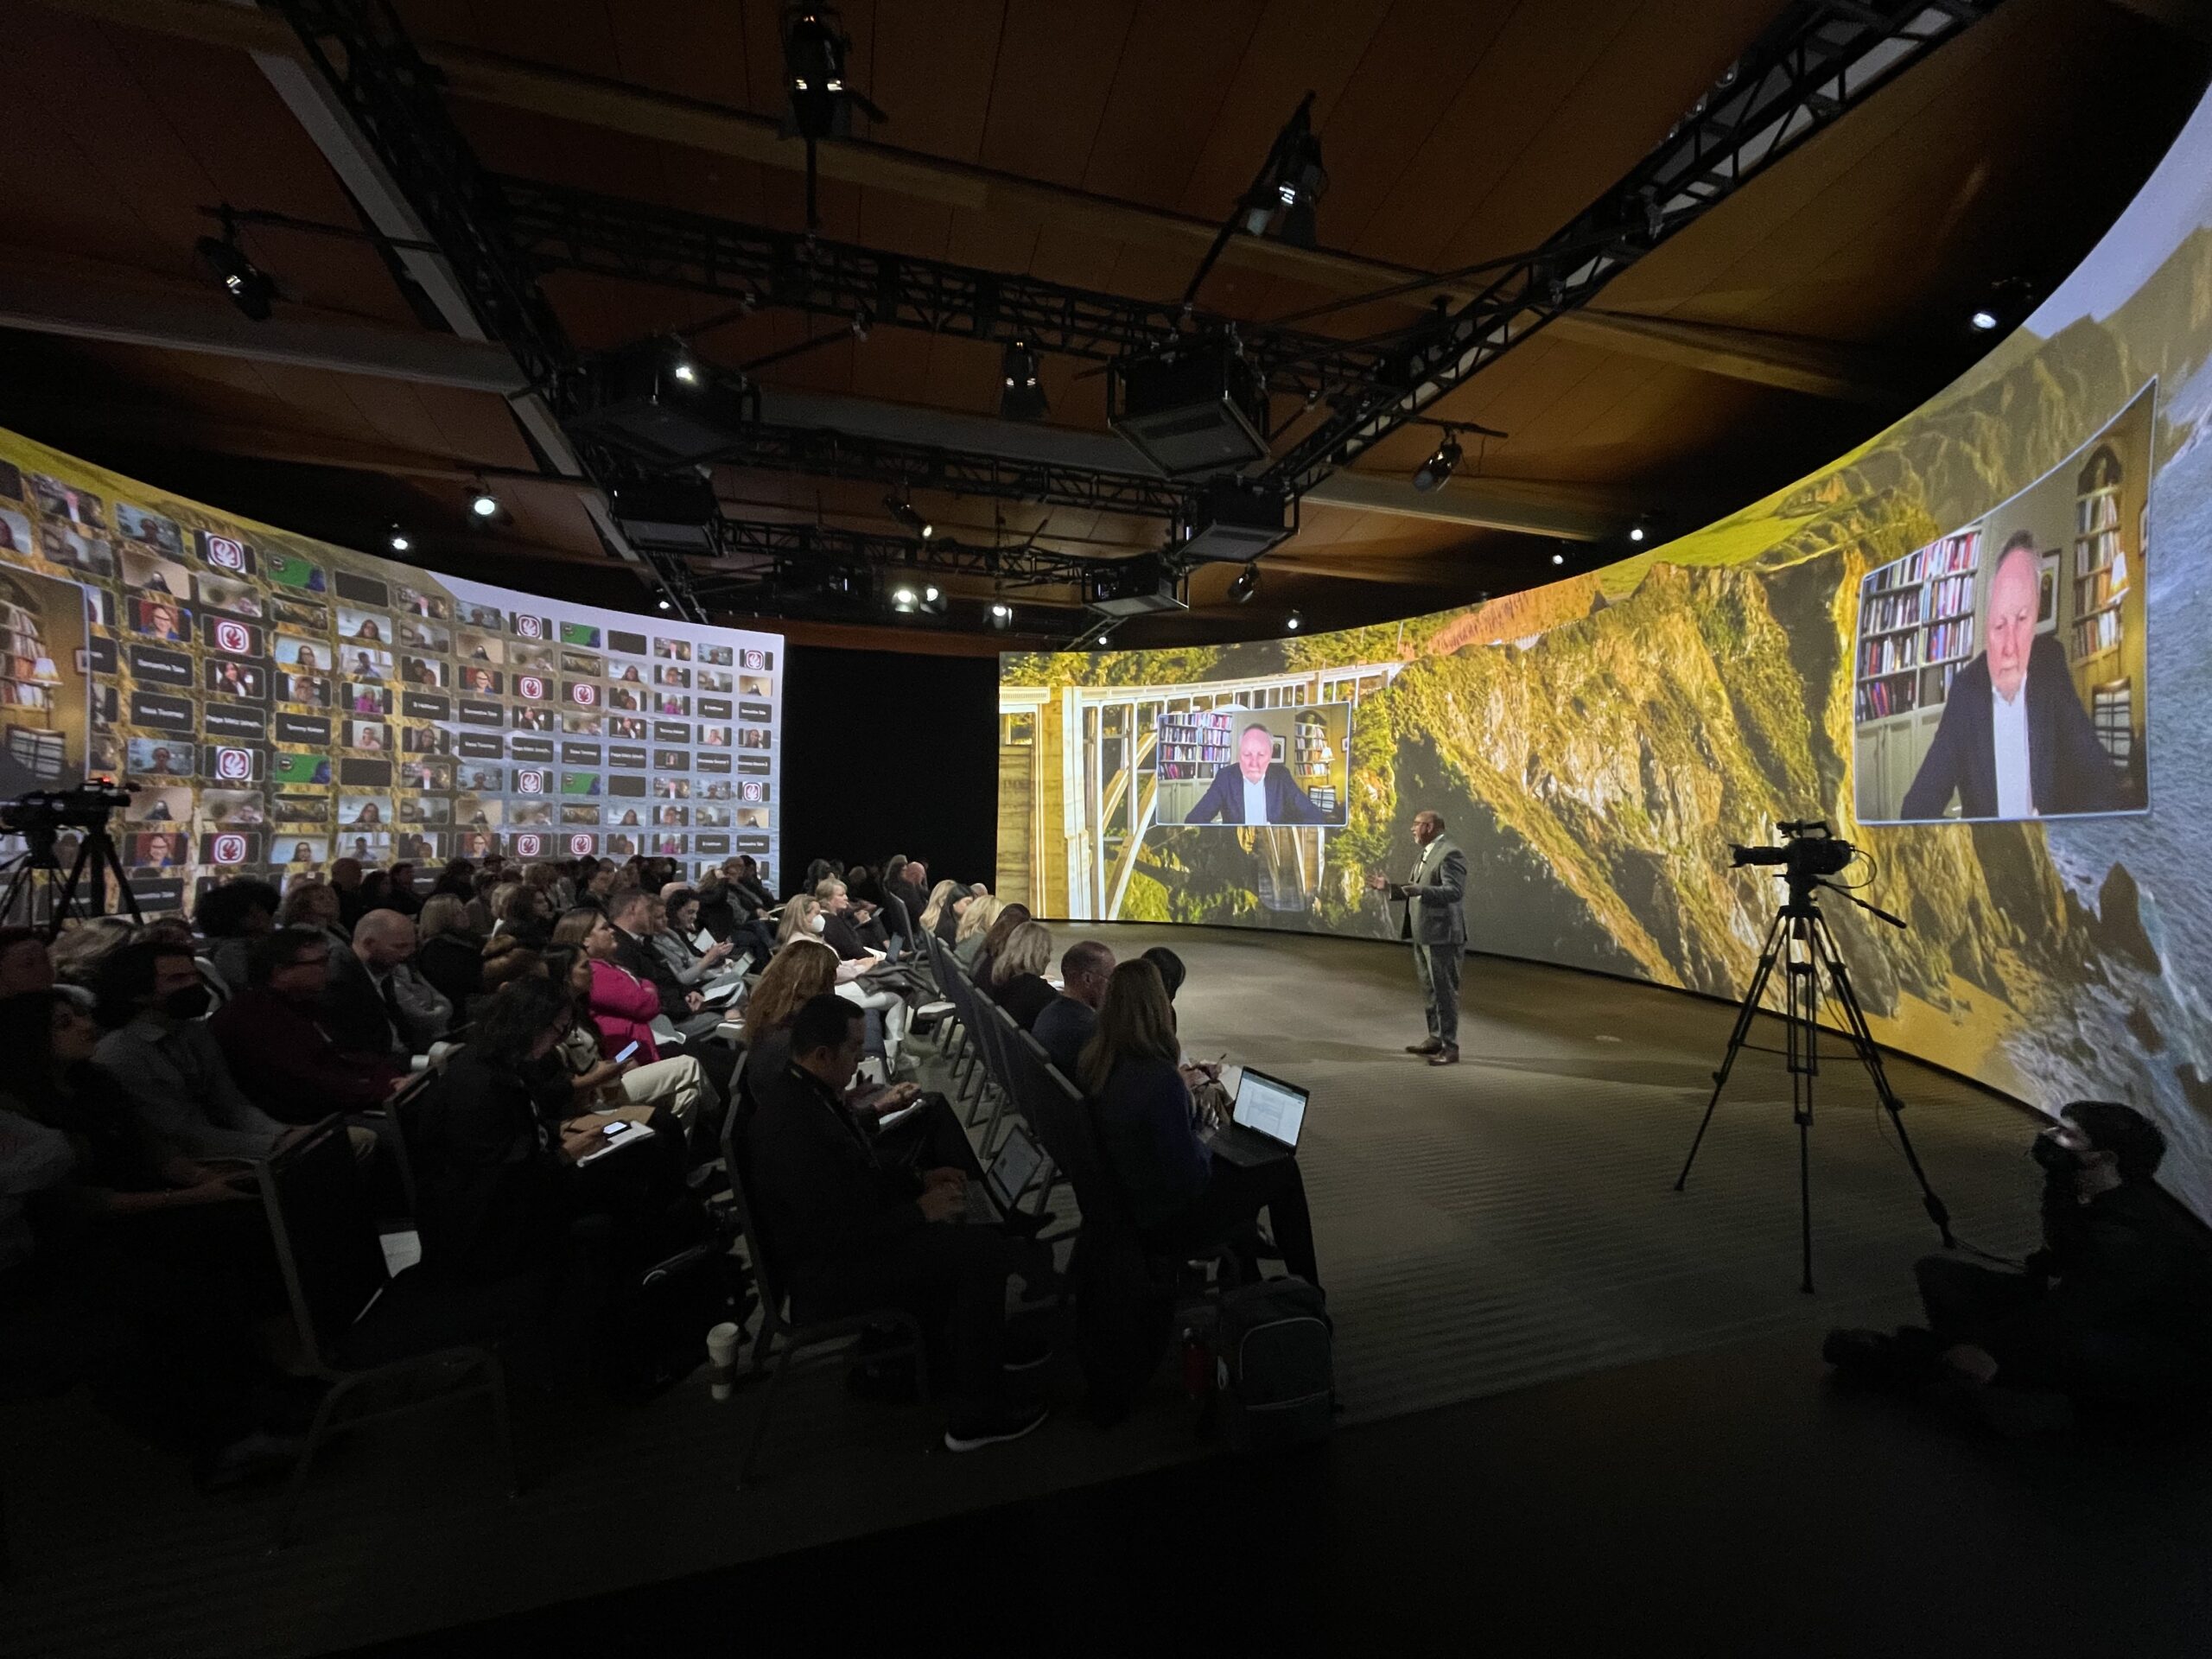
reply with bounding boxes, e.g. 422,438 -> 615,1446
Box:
1856,677 -> 1920,722
1859,634 -> 1922,677
2071,609 -> 2123,658
2076,489 -> 2120,535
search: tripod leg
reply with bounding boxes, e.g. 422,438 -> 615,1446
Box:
1675,907 -> 1788,1192
1790,922 -> 1818,1295
1810,918 -> 1955,1249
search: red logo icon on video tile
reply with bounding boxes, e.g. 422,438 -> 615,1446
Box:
518,675 -> 545,701
203,535 -> 247,572
214,747 -> 252,781
569,682 -> 598,707
210,834 -> 247,866
516,833 -> 543,857
213,619 -> 251,655
515,615 -> 543,639
568,833 -> 595,855
516,768 -> 544,794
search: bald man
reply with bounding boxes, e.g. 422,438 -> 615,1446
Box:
321,905 -> 448,1059
1899,532 -> 2123,819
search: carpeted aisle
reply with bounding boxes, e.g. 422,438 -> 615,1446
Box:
0,930 -> 2046,1656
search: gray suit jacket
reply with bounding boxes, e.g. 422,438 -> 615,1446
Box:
1389,836 -> 1467,947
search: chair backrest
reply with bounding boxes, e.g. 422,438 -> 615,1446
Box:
718,1083 -> 791,1322
975,997 -> 1020,1092
259,1116 -> 390,1375
880,889 -> 912,946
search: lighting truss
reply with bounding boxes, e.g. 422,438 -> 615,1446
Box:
1259,0 -> 2008,497
687,518 -> 1108,608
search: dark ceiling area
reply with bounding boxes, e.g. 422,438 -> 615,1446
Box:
0,0 -> 2205,652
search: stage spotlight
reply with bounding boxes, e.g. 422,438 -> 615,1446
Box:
671,358 -> 699,384
657,595 -> 672,612
387,527 -> 410,554
469,487 -> 499,519
194,219 -> 276,321
1226,566 -> 1260,605
1969,308 -> 1999,332
1413,429 -> 1462,493
883,491 -> 933,540
890,585 -> 918,613
1285,610 -> 1302,632
988,601 -> 1013,628
1000,339 -> 1048,422
1096,632 -> 1109,645
1243,99 -> 1327,247
924,585 -> 940,603
785,9 -> 855,137
1551,552 -> 1566,566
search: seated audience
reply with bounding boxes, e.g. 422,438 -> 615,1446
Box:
428,857 -> 477,905
551,907 -> 664,1064
1827,1101 -> 2212,1431
1032,940 -> 1115,1075
605,887 -> 732,1058
736,938 -> 840,1112
92,939 -> 294,1161
971,903 -> 1032,989
917,879 -> 961,945
492,880 -> 555,949
1141,945 -> 1186,1006
415,893 -> 486,1013
1082,960 -> 1321,1289
479,933 -> 543,994
278,878 -> 349,946
378,861 -> 423,918
652,885 -> 738,986
211,928 -> 408,1121
193,879 -> 282,995
329,855 -> 368,931
797,887 -> 912,1065
0,926 -> 55,998
0,991 -> 299,1488
953,893 -> 1002,970
745,994 -> 1048,1452
542,944 -> 716,1128
988,920 -> 1058,1029
321,909 -> 448,1063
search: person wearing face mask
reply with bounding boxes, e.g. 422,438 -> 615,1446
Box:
91,939 -> 298,1161
1826,1100 -> 2212,1431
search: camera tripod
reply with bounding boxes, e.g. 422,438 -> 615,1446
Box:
1675,876 -> 1953,1294
0,824 -> 143,941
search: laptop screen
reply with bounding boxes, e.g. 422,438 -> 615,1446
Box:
988,1128 -> 1044,1209
1233,1068 -> 1308,1148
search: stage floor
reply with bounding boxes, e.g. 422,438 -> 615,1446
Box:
5,930 -> 2048,1656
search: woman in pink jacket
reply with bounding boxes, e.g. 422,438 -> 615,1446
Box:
550,907 -> 661,1061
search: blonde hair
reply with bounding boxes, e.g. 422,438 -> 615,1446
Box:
1079,960 -> 1181,1096
479,933 -> 543,990
51,915 -> 138,986
746,938 -> 837,1035
812,876 -> 846,903
550,908 -> 601,950
418,893 -> 470,939
955,893 -> 1001,944
778,894 -> 823,944
991,919 -> 1052,985
918,878 -> 959,930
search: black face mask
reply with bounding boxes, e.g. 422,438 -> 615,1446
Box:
2031,1133 -> 2082,1173
160,983 -> 213,1020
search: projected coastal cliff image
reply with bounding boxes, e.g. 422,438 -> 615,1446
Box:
1001,89 -> 2212,1216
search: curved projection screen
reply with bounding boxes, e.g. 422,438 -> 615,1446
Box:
1001,86 -> 2212,1217
0,429 -> 782,905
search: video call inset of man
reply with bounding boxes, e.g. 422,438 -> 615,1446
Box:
1183,721 -> 1327,825
1899,531 -> 2125,820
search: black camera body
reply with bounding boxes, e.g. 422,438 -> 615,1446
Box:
2,780 -> 133,838
1730,818 -> 1858,888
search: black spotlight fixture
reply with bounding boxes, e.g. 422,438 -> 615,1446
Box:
987,600 -> 1014,629
1242,94 -> 1327,248
1225,566 -> 1261,605
883,489 -> 933,541
1413,429 -> 1463,493
1000,339 -> 1048,422
781,6 -> 887,229
194,209 -> 276,321
1285,608 -> 1304,632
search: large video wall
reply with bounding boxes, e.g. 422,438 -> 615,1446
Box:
1001,86 -> 2212,1217
0,429 -> 782,910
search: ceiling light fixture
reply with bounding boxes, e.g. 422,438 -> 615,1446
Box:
1225,566 -> 1260,605
1551,551 -> 1566,566
890,585 -> 918,613
1242,95 -> 1327,249
1628,522 -> 1647,543
657,595 -> 672,611
1413,429 -> 1463,493
1285,610 -> 1303,632
1968,308 -> 1999,333
999,339 -> 1049,422
988,601 -> 1013,627
782,7 -> 886,230
469,486 -> 499,519
884,491 -> 932,540
671,359 -> 699,384
387,527 -> 411,554
194,209 -> 276,321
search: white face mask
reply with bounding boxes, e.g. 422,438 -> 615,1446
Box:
809,914 -> 826,933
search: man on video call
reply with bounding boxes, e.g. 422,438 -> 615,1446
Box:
1898,532 -> 2124,820
1184,721 -> 1326,825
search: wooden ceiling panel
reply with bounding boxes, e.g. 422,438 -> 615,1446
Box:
976,2 -> 1137,188
595,0 -> 758,110
1077,0 -> 1265,206
864,0 -> 1007,163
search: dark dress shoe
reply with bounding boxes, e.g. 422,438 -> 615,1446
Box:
1405,1038 -> 1443,1056
1427,1046 -> 1460,1066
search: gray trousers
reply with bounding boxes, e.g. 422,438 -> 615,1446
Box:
1414,943 -> 1461,1046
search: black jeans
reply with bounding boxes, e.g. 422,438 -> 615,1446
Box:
1915,1254 -> 2201,1405
795,1223 -> 1033,1428
1151,1156 -> 1321,1288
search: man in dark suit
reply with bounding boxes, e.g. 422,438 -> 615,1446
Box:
1368,810 -> 1469,1065
607,887 -> 740,1095
1899,533 -> 2125,820
1031,939 -> 1114,1075
321,908 -> 426,1061
746,995 -> 1049,1452
1184,722 -> 1326,825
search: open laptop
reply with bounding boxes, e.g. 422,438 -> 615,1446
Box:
1203,1066 -> 1310,1167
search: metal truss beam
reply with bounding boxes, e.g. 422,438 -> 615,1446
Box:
690,518 -> 1103,600
1262,0 -> 2009,498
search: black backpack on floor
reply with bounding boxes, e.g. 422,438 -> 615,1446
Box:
1215,1277 -> 1333,1452
599,1239 -> 751,1407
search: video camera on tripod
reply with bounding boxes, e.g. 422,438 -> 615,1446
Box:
1729,818 -> 1859,893
0,779 -> 142,938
